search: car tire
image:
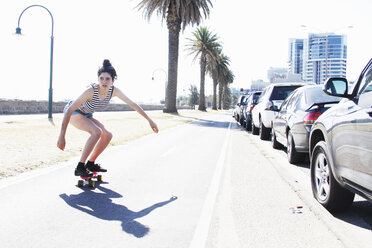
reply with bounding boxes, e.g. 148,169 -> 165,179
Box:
240,116 -> 244,126
259,119 -> 270,140
252,121 -> 259,135
271,129 -> 283,149
287,130 -> 305,164
246,119 -> 252,131
311,141 -> 355,212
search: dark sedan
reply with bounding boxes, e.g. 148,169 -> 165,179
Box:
309,58 -> 372,212
242,91 -> 262,131
272,85 -> 340,164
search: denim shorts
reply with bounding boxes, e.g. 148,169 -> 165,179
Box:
63,101 -> 93,118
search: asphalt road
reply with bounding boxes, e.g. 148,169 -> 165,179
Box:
0,111 -> 371,248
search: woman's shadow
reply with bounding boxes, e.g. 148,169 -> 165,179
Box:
59,183 -> 177,238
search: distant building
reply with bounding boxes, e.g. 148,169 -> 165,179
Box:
303,33 -> 347,84
288,38 -> 304,76
251,79 -> 270,90
275,73 -> 303,83
288,33 -> 347,84
267,67 -> 288,83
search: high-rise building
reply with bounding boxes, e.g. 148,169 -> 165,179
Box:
303,33 -> 347,84
288,39 -> 304,75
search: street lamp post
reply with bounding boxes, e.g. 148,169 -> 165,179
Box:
15,5 -> 54,122
152,68 -> 168,104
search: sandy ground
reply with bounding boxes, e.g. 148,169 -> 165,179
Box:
0,109 -> 218,179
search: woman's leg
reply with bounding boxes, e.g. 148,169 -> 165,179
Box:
69,114 -> 102,164
88,117 -> 113,162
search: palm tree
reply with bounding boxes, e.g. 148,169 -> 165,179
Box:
208,51 -> 230,110
186,27 -> 220,111
219,68 -> 234,109
136,0 -> 213,113
206,48 -> 220,110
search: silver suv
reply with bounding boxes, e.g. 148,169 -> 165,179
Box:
251,82 -> 308,140
309,58 -> 372,212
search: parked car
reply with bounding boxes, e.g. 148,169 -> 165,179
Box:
251,82 -> 308,140
271,85 -> 341,164
233,94 -> 248,125
309,58 -> 372,212
242,91 -> 262,130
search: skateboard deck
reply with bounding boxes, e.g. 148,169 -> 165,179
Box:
77,172 -> 102,187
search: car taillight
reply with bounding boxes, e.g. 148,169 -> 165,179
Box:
250,106 -> 254,112
304,111 -> 322,125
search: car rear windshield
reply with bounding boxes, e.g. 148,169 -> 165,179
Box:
239,95 -> 247,104
305,86 -> 341,104
253,93 -> 261,101
270,86 -> 302,100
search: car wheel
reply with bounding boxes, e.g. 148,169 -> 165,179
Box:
259,119 -> 270,140
287,130 -> 305,164
246,119 -> 252,131
240,116 -> 244,126
311,141 -> 355,212
271,129 -> 283,149
252,120 -> 259,135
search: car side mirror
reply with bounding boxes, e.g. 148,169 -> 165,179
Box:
271,105 -> 279,112
323,77 -> 350,98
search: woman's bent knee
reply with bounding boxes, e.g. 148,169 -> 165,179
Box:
91,128 -> 102,139
102,130 -> 113,141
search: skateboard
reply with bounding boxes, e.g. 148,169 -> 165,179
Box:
77,172 -> 102,187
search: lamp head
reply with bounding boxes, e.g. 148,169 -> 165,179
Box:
15,27 -> 22,35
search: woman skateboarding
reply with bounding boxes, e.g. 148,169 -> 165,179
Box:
57,59 -> 159,177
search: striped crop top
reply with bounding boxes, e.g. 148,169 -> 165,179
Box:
78,83 -> 114,114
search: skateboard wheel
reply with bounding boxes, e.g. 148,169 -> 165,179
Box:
97,175 -> 102,181
88,180 -> 95,188
78,180 -> 84,187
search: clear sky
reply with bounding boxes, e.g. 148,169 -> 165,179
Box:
1,0 -> 371,103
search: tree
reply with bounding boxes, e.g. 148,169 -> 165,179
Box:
208,50 -> 230,110
136,0 -> 213,113
222,85 -> 232,109
186,27 -> 220,111
188,84 -> 199,109
219,68 -> 234,109
206,48 -> 220,110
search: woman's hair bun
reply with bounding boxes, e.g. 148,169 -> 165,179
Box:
103,59 -> 112,68
98,59 -> 117,79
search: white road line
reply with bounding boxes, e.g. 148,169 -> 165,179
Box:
189,121 -> 232,248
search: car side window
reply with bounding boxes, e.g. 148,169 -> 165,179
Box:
258,89 -> 267,103
358,65 -> 372,109
287,91 -> 301,111
359,65 -> 372,95
244,95 -> 250,104
280,96 -> 291,110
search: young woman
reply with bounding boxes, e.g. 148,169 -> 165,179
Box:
57,59 -> 159,177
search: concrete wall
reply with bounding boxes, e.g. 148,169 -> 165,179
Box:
0,100 -> 169,115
